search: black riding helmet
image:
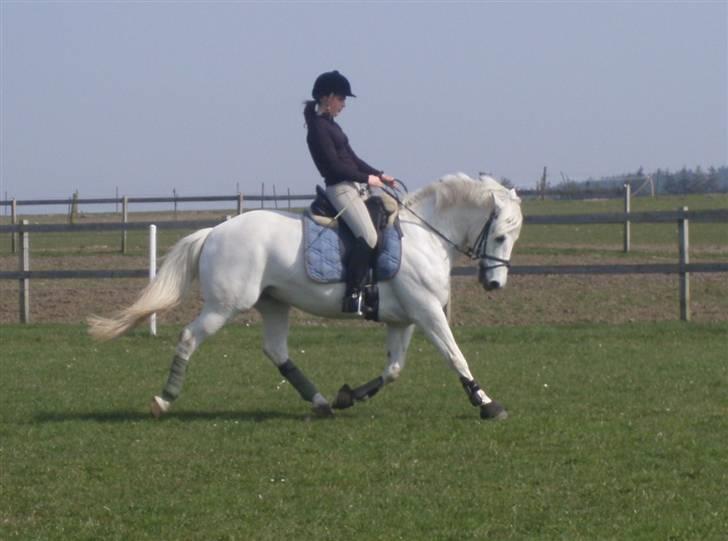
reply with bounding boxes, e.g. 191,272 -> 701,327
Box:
312,70 -> 356,100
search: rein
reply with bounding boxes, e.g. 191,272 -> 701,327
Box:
383,182 -> 511,269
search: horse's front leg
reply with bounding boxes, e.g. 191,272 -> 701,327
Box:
416,304 -> 507,420
333,323 -> 415,410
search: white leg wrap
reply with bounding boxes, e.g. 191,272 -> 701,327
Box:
477,389 -> 492,405
150,395 -> 171,418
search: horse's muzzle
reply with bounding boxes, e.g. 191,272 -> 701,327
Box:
482,278 -> 502,291
478,260 -> 507,291
478,268 -> 501,290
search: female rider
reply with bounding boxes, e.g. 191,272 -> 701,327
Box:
303,70 -> 396,314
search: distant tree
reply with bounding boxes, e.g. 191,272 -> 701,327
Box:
536,164 -> 727,196
500,177 -> 514,189
705,166 -> 720,192
691,166 -> 707,193
676,167 -> 691,193
537,166 -> 548,200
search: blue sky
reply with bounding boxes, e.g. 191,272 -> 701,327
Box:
1,1 -> 726,202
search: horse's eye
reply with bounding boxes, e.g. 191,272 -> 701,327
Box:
495,235 -> 506,244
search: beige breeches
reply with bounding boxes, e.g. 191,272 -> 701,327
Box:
325,181 -> 378,249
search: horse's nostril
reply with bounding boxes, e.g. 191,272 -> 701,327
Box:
488,280 -> 500,290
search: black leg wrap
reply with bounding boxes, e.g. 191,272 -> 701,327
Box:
333,376 -> 384,410
460,377 -> 484,407
353,376 -> 384,401
278,359 -> 318,402
332,384 -> 355,410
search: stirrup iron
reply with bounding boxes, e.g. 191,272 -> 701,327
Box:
342,290 -> 364,315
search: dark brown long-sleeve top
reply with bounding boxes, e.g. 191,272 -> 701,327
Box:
306,113 -> 381,186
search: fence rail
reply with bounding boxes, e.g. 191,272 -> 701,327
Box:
0,193 -> 312,207
4,209 -> 728,235
3,208 -> 728,324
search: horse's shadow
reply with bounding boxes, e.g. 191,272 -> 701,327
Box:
34,409 -> 320,424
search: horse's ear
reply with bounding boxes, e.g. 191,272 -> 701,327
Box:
509,188 -> 521,203
492,190 -> 506,208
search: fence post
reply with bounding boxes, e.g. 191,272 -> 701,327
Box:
237,192 -> 244,215
69,190 -> 79,224
623,183 -> 631,253
121,196 -> 128,254
678,206 -> 690,322
19,220 -> 30,323
11,198 -> 17,254
149,224 -> 157,336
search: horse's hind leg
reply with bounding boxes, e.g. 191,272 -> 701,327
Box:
257,296 -> 333,417
150,304 -> 232,418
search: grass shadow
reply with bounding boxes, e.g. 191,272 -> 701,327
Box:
34,409 -> 324,424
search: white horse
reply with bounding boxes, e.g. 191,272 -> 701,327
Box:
88,173 -> 523,420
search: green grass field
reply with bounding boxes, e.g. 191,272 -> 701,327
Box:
2,322 -> 727,540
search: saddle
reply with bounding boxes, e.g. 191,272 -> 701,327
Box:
307,185 -> 399,229
303,186 -> 403,320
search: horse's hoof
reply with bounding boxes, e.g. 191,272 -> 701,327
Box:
312,402 -> 335,418
311,393 -> 334,418
480,400 -> 508,420
332,384 -> 355,410
150,395 -> 170,419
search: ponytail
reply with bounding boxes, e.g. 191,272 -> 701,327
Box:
303,100 -> 317,127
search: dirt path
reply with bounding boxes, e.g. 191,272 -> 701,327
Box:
2,249 -> 726,326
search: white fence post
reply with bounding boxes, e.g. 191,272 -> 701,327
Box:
678,207 -> 690,322
149,224 -> 157,336
623,183 -> 631,253
237,192 -> 245,215
19,220 -> 30,323
121,196 -> 129,254
11,198 -> 17,254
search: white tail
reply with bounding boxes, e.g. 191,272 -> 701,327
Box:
87,227 -> 213,341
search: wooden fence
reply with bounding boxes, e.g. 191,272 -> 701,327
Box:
0,184 -> 658,255
2,192 -> 312,254
1,208 -> 728,324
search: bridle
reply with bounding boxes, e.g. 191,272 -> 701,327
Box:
384,182 -> 512,270
468,212 -> 512,270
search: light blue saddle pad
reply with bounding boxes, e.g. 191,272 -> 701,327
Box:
303,214 -> 402,284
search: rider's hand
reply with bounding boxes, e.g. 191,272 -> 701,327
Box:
380,174 -> 396,187
368,174 -> 395,188
367,175 -> 385,188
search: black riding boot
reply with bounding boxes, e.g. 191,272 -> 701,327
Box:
342,237 -> 374,314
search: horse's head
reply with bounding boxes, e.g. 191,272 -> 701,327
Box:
405,173 -> 523,291
476,186 -> 523,291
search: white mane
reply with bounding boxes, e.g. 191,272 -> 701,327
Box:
403,172 -> 523,235
404,172 -> 515,209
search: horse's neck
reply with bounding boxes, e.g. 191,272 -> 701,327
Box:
407,196 -> 490,254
